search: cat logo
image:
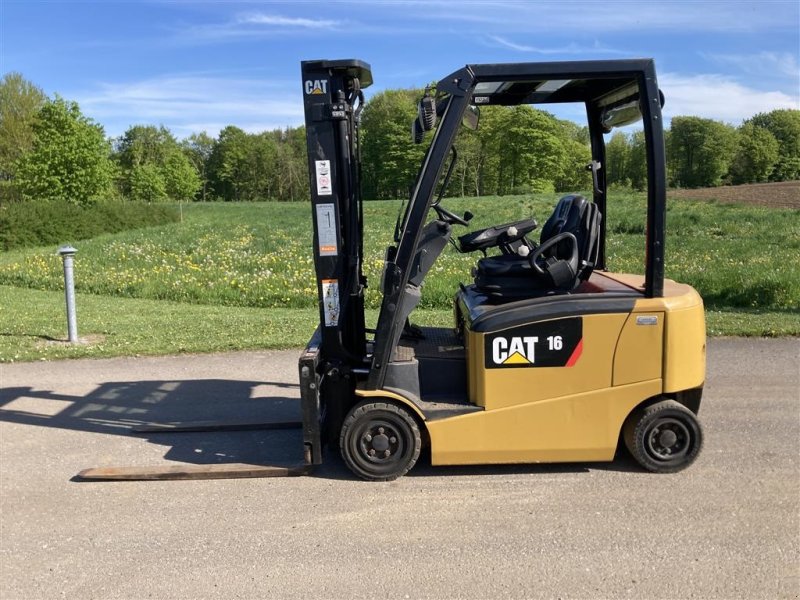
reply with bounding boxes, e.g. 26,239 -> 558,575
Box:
484,318 -> 583,369
304,79 -> 329,95
492,336 -> 538,365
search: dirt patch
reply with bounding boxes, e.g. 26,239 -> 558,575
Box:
668,181 -> 800,209
38,333 -> 107,348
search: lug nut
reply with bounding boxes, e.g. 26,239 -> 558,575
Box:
365,434 -> 372,442
384,450 -> 391,457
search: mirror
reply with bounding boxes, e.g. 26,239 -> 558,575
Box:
601,88 -> 666,132
601,99 -> 642,132
462,105 -> 480,130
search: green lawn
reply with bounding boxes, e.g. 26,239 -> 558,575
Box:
1,193 -> 798,361
0,286 -> 453,362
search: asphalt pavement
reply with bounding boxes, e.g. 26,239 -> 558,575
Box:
1,338 -> 798,599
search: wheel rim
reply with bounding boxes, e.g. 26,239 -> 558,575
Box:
350,416 -> 408,475
644,417 -> 692,463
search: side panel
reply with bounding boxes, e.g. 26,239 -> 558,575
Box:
625,277 -> 706,393
604,273 -> 706,392
428,379 -> 662,465
469,313 -> 628,410
613,311 -> 664,386
663,303 -> 706,393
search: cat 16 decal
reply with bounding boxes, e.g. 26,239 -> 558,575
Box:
485,318 -> 583,369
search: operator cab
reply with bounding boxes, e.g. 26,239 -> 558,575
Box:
397,66 -> 660,308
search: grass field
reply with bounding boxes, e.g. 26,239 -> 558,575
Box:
1,191 -> 798,361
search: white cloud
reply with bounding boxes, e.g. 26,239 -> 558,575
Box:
73,76 -> 305,138
174,11 -> 343,43
703,51 -> 800,80
236,13 -> 340,29
488,35 -> 625,56
659,73 -> 799,123
416,0 -> 798,33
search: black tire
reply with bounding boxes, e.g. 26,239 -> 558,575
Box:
623,399 -> 703,473
340,401 -> 422,481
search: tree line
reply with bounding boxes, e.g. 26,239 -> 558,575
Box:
606,112 -> 800,189
0,73 -> 309,206
1,71 -> 798,207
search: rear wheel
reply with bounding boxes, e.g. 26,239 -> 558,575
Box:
623,399 -> 703,473
340,401 -> 422,481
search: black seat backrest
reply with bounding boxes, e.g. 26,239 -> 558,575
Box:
540,194 -> 586,244
578,201 -> 601,280
539,194 -> 602,282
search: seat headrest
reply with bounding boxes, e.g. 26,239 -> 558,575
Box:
540,194 -> 587,243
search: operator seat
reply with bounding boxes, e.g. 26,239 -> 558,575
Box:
473,194 -> 602,299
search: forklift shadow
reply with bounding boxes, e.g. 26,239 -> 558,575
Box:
0,379 -> 306,473
0,381 -> 644,481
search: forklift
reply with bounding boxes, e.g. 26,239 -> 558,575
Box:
298,58 -> 705,481
77,58 -> 705,483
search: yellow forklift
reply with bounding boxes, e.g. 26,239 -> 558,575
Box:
76,58 -> 706,484
298,58 -> 705,481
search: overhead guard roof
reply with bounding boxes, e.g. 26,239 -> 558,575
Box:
463,59 -> 655,106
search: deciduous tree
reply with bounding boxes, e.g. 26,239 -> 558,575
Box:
15,96 -> 114,205
0,73 -> 46,187
181,132 -> 215,201
667,116 -> 738,188
361,89 -> 426,199
114,125 -> 200,202
729,122 -> 779,184
748,109 -> 800,181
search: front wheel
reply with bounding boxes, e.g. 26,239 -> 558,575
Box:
623,399 -> 703,473
340,401 -> 422,481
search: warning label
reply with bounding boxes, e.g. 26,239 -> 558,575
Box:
315,160 -> 332,196
315,203 -> 337,256
321,279 -> 340,327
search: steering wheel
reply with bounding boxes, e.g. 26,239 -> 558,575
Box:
433,203 -> 470,227
529,232 -> 579,276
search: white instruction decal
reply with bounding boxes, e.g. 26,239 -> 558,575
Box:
315,203 -> 337,256
315,160 -> 332,196
321,279 -> 340,327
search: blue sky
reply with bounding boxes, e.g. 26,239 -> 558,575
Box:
2,0 -> 798,139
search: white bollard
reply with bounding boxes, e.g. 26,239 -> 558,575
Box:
57,245 -> 78,343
